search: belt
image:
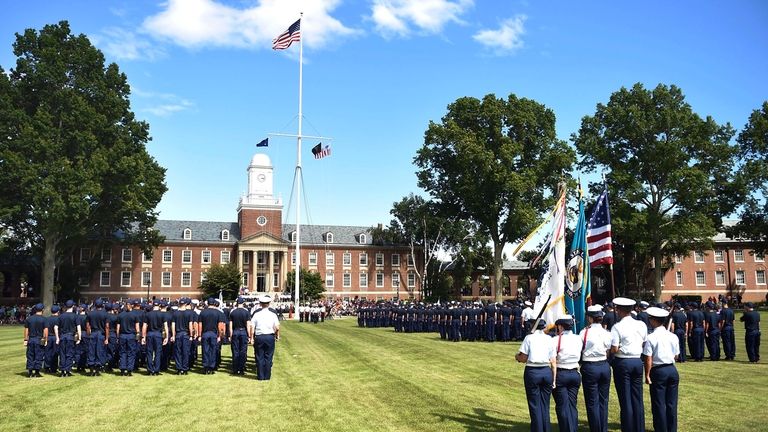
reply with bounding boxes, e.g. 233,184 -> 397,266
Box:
614,354 -> 640,359
526,363 -> 550,368
557,363 -> 579,369
557,367 -> 579,371
652,363 -> 674,370
581,358 -> 608,363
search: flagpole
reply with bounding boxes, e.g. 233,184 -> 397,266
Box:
293,12 -> 304,319
601,173 -> 617,301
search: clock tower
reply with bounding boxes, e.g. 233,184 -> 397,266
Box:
237,153 -> 283,239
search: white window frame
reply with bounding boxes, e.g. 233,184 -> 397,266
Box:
290,232 -> 297,242
273,273 -> 279,288
99,271 -> 110,287
221,229 -> 230,241
202,250 -> 211,264
756,270 -> 766,285
755,252 -> 765,263
326,252 -> 334,266
221,250 -> 231,264
735,270 -> 746,285
359,272 -> 368,288
375,253 -> 384,267
182,249 -> 192,264
343,252 -> 352,267
162,249 -> 173,263
391,254 -> 400,267
122,248 -> 132,263
141,271 -> 152,287
326,232 -> 334,243
121,271 -> 132,287
392,272 -> 400,288
80,248 -> 91,263
376,271 -> 384,288
326,271 -> 334,288
694,251 -> 704,263
359,252 -> 368,266
142,252 -> 152,263
407,254 -> 415,267
181,272 -> 192,287
242,272 -> 249,287
343,272 -> 351,288
674,254 -> 683,264
676,271 -> 683,286
309,252 -> 318,266
714,250 -> 724,263
201,272 -> 207,283
101,248 -> 112,263
695,271 -> 705,286
408,272 -> 416,288
243,252 -> 250,265
183,228 -> 192,240
162,271 -> 172,287
358,233 -> 367,244
715,270 -> 726,286
291,252 -> 296,266
734,249 -> 744,263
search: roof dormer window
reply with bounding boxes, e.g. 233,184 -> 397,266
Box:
290,231 -> 297,243
183,228 -> 192,240
221,229 -> 230,241
358,233 -> 367,244
325,232 -> 334,243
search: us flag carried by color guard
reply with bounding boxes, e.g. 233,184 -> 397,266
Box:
586,187 -> 613,267
273,19 -> 301,50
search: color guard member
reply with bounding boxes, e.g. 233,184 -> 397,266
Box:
610,297 -> 647,432
643,306 -> 680,432
580,305 -> 613,432
516,319 -> 556,432
553,315 -> 583,432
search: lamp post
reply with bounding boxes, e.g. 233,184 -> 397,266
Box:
395,280 -> 400,301
146,274 -> 151,302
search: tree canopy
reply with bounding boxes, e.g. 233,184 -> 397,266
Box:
285,269 -> 325,302
199,263 -> 241,300
0,21 -> 167,307
415,93 -> 575,301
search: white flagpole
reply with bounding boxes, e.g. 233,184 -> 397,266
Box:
293,12 -> 304,319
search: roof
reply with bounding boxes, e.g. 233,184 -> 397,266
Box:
282,224 -> 374,246
154,220 -> 241,243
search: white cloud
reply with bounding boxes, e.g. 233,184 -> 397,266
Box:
132,88 -> 194,117
92,27 -> 165,61
141,0 -> 357,50
473,15 -> 527,56
369,0 -> 473,37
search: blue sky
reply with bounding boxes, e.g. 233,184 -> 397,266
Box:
2,0 -> 767,232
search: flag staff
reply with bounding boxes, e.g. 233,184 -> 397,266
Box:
602,173 -> 617,300
293,11 -> 304,319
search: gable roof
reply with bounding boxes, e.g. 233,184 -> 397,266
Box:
154,220 -> 241,243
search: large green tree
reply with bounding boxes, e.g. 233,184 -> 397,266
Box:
574,83 -> 739,301
415,94 -> 575,302
199,263 -> 241,300
285,269 -> 325,302
0,22 -> 167,307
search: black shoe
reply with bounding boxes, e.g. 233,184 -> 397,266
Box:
27,370 -> 33,378
127,371 -> 132,376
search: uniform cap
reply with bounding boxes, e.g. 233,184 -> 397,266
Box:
50,305 -> 61,313
646,307 -> 669,319
33,303 -> 44,311
639,301 -> 649,308
613,297 -> 636,307
144,304 -> 154,311
191,299 -> 200,305
94,298 -> 103,307
555,315 -> 574,327
745,302 -> 754,309
524,301 -> 532,307
586,305 -> 604,317
131,299 -> 141,305
105,303 -> 113,311
65,300 -> 75,308
236,297 -> 245,304
673,302 -> 681,309
258,295 -> 272,304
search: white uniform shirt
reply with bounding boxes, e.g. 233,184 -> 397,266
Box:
579,323 -> 612,362
521,307 -> 534,321
611,315 -> 648,358
642,326 -> 680,366
520,330 -> 556,367
250,307 -> 279,335
554,331 -> 583,369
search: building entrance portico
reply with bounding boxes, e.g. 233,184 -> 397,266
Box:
237,233 -> 288,296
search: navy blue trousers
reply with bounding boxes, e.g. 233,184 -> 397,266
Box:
145,332 -> 163,373
45,336 -> 58,372
201,332 -> 218,370
524,366 -> 553,432
674,330 -> 687,362
26,340 -> 45,371
501,320 -> 511,341
174,332 -> 191,372
721,326 -> 735,359
706,330 -> 720,360
190,338 -> 198,368
230,330 -> 248,373
58,337 -> 75,372
119,335 -> 137,371
486,319 -> 496,342
612,357 -> 645,432
108,336 -> 119,368
581,360 -> 611,432
690,328 -> 705,360
87,332 -> 107,368
746,330 -> 761,362
554,369 -> 581,432
254,334 -> 276,380
467,321 -> 477,341
450,321 -> 460,342
649,364 -> 679,432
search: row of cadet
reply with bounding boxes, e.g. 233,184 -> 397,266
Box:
296,303 -> 327,323
21,295 -> 281,379
517,297 -> 761,432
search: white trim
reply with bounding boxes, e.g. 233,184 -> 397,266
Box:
695,271 -> 705,286
343,252 -> 352,267
181,271 -> 192,287
756,269 -> 766,285
694,251 -> 705,263
101,248 -> 112,263
183,228 -> 192,240
359,272 -> 368,288
182,249 -> 192,264
375,253 -> 384,267
735,270 -> 746,285
202,250 -> 212,264
120,271 -> 132,287
308,252 -> 318,266
222,229 -> 231,240
375,271 -> 384,288
715,270 -> 726,286
734,249 -> 744,262
714,250 -> 724,263
391,253 -> 400,267
162,249 -> 173,263
359,252 -> 368,266
221,250 -> 231,264
675,271 -> 683,286
342,272 -> 351,288
162,271 -> 172,287
325,251 -> 334,266
141,271 -> 152,287
141,252 -> 152,263
99,271 -> 110,287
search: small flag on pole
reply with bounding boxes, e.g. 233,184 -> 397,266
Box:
273,19 -> 301,50
256,138 -> 269,147
311,142 -> 331,159
587,187 -> 613,267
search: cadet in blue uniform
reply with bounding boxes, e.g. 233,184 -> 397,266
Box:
171,298 -> 194,375
106,303 -> 119,371
86,299 -> 110,376
198,298 -> 224,374
75,304 -> 89,372
55,300 -> 81,377
116,300 -> 140,376
720,302 -> 735,360
669,303 -> 688,363
687,302 -> 705,361
516,319 -> 556,432
44,305 -> 61,374
703,302 -> 721,361
740,302 -> 761,363
248,295 -> 281,380
485,302 -> 497,342
643,307 -> 680,432
610,297 -> 647,432
229,297 -> 251,375
580,305 -> 613,432
23,303 -> 48,377
553,315 -> 583,432
142,301 -> 168,375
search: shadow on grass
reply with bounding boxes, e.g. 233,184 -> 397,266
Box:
433,407 -> 532,432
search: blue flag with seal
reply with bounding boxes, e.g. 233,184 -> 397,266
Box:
565,188 -> 590,332
256,138 -> 268,147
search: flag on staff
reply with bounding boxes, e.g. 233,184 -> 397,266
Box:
256,138 -> 269,147
565,187 -> 590,332
587,187 -> 613,267
311,142 -> 331,159
532,188 -> 568,330
273,19 -> 301,50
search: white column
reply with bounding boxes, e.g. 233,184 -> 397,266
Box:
268,250 -> 274,294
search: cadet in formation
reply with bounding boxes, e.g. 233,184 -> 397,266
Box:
198,298 -> 224,374
741,302 -> 761,363
516,318 -> 556,432
55,300 -> 81,377
579,305 -> 612,432
249,295 -> 280,380
229,297 -> 251,375
552,315 -> 583,432
23,303 -> 48,377
643,306 -> 680,432
610,297 -> 648,432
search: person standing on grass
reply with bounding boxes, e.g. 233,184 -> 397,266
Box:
106,303 -> 119,371
720,302 -> 736,360
171,298 -> 194,375
580,305 -> 613,432
249,295 -> 280,380
552,315 -> 582,432
198,298 -> 224,374
23,303 -> 48,378
44,305 -> 61,374
142,301 -> 168,376
86,298 -> 110,376
516,319 -> 557,432
669,303 -> 688,363
687,302 -> 705,361
740,302 -> 761,363
610,297 -> 647,432
229,297 -> 251,376
643,307 -> 680,432
55,300 -> 81,377
703,302 -> 721,361
116,301 -> 140,376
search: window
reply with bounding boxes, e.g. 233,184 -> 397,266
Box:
407,254 -> 415,267
221,229 -> 231,240
408,272 -> 416,288
757,270 -> 766,285
359,272 -> 368,288
290,232 -> 297,242
358,233 -> 367,244
182,272 -> 192,287
162,250 -> 172,263
162,271 -> 171,287
756,252 -> 765,263
326,271 -> 334,288
242,272 -> 249,287
141,271 -> 152,287
142,252 -> 152,263
695,271 -> 705,286
714,250 -> 724,263
715,271 -> 726,286
182,250 -> 192,264
325,232 -> 334,243
694,251 -> 704,263
734,249 -> 744,262
121,248 -> 131,263
221,251 -> 230,264
359,252 -> 368,266
392,272 -> 400,288
80,248 -> 91,263
735,270 -> 746,285
256,216 -> 267,226
343,252 -> 352,267
376,253 -> 384,266
676,271 -> 683,286
202,250 -> 211,264
309,252 -> 318,266
101,248 -> 112,263
376,271 -> 384,288
674,254 -> 683,264
273,273 -> 279,288
343,273 -> 351,288
291,252 -> 296,266
391,254 -> 400,267
243,252 -> 250,265
326,252 -> 334,266
183,228 -> 192,240
201,272 -> 207,283
121,271 -> 131,287
100,271 -> 110,287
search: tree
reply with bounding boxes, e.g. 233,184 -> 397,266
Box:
0,22 -> 167,308
285,269 -> 325,302
199,263 -> 241,300
574,83 -> 740,301
730,101 -> 768,255
415,93 -> 575,302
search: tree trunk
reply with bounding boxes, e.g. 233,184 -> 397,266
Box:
42,235 -> 59,313
493,240 -> 504,303
653,250 -> 663,302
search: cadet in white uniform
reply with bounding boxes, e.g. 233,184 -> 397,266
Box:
610,297 -> 648,432
579,305 -> 613,432
248,295 -> 280,380
643,306 -> 680,432
516,319 -> 556,432
552,315 -> 583,432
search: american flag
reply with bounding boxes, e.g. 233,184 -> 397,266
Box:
273,19 -> 301,50
311,142 -> 331,159
586,188 -> 613,267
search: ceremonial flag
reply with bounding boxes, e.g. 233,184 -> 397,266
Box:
257,138 -> 269,147
587,187 -> 613,267
532,189 -> 568,330
273,19 -> 301,50
565,188 -> 591,332
311,142 -> 331,159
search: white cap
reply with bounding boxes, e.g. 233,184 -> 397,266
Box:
524,301 -> 532,307
640,301 -> 649,308
613,297 -> 636,307
647,307 -> 669,319
258,295 -> 272,304
191,299 -> 200,305
587,305 -> 604,314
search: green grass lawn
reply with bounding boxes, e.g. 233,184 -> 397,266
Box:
1,316 -> 766,432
